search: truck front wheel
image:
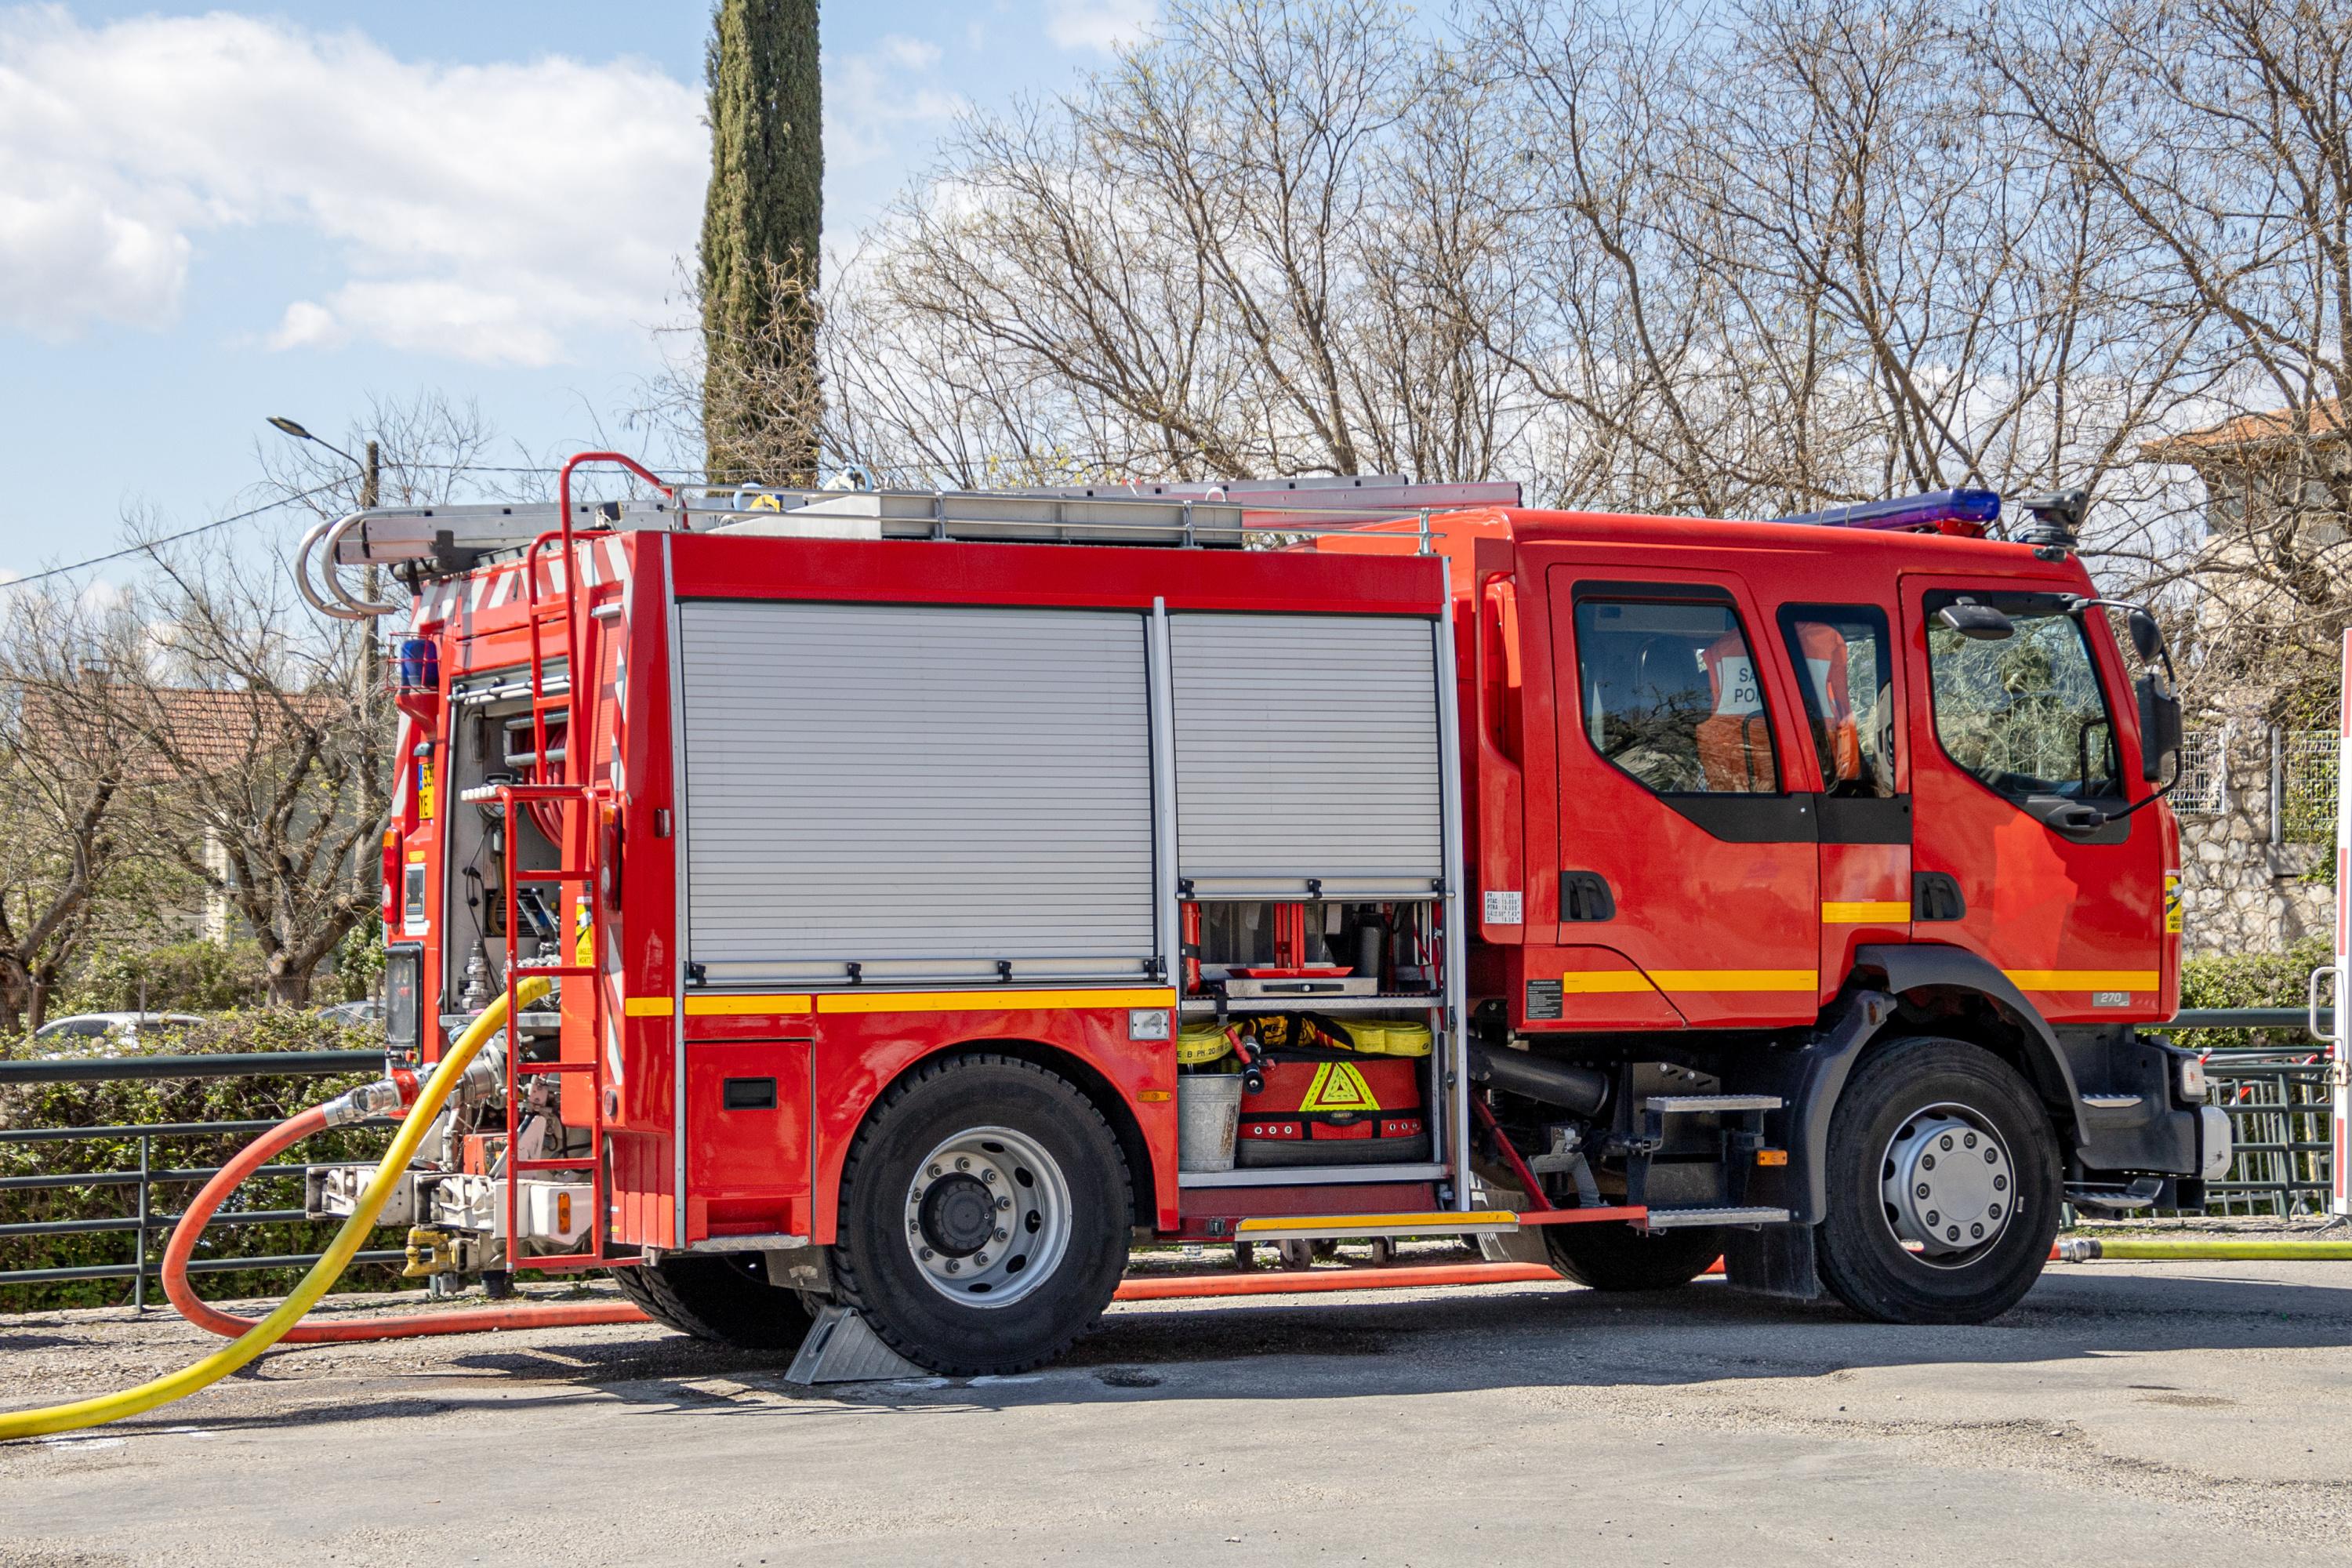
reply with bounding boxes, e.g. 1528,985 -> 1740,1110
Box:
609,1253 -> 815,1350
1816,1035 -> 2060,1324
832,1052 -> 1132,1375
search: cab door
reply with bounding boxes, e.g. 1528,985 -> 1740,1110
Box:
1775,604 -> 1915,990
1900,576 -> 2165,1022
1548,569 -> 1821,1028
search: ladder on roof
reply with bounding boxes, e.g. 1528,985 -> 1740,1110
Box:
296,472 -> 1522,615
490,452 -> 670,1266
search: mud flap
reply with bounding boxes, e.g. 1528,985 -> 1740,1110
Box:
1721,1225 -> 1824,1302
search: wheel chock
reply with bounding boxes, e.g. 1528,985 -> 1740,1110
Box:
782,1305 -> 927,1385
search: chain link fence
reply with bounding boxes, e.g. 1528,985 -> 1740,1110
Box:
2173,728 -> 2227,815
2167,725 -> 2335,843
2279,728 -> 2338,844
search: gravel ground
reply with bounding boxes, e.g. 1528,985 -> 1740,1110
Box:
4,1236 -> 2350,1566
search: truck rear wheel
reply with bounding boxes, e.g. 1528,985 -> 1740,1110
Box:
1817,1035 -> 2060,1324
832,1052 -> 1131,1375
609,1253 -> 815,1351
1542,1221 -> 1726,1290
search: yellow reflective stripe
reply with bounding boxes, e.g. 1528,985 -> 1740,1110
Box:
1649,969 -> 1820,992
687,993 -> 811,1016
1822,901 -> 1911,924
1237,1210 -> 1515,1234
2004,970 -> 2159,993
1558,972 -> 1659,994
815,988 -> 1176,1015
624,994 -> 815,1017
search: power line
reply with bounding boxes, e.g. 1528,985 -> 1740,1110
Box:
0,481 -> 348,593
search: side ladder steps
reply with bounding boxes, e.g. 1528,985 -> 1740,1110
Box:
1643,1094 -> 1784,1113
1642,1206 -> 1791,1230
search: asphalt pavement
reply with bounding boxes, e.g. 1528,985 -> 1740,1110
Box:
4,1255 -> 2350,1566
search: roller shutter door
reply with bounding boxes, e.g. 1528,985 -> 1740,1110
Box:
1171,613 -> 1444,898
677,601 -> 1156,985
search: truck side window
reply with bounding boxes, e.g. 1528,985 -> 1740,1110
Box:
1924,591 -> 2122,800
1573,596 -> 1779,795
1777,604 -> 1895,798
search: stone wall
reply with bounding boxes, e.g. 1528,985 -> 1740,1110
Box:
2176,724 -> 2334,956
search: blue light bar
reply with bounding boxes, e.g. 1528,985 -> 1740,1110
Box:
1772,488 -> 2002,534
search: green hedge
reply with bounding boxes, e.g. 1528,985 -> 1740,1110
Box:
2169,938 -> 2334,1055
0,1011 -> 402,1312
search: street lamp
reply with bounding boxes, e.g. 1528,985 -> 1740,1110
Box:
267,416 -> 371,489
269,416 -> 384,658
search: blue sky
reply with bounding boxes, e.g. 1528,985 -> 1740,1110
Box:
0,1 -> 1154,581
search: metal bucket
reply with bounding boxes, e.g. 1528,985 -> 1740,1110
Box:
1178,1073 -> 1245,1173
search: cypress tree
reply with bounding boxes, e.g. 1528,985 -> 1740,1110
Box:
699,0 -> 823,485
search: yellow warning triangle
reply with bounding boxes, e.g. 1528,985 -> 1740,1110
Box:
1301,1062 -> 1379,1112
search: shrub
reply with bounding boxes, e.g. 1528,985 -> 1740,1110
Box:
0,1010 -> 401,1312
2169,938 -> 2334,1055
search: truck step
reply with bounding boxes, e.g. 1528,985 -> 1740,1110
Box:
1642,1206 -> 1791,1230
1234,1210 -> 1519,1242
1642,1094 -> 1784,1114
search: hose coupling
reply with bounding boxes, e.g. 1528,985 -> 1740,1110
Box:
319,1069 -> 423,1128
2055,1238 -> 2100,1262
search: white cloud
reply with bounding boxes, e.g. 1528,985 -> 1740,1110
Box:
824,34 -> 962,174
1045,0 -> 1157,53
0,6 -> 703,365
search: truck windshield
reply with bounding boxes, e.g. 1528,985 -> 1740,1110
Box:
1925,592 -> 2122,801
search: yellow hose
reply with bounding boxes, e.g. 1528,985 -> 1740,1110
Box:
0,981 -> 548,1443
2061,1236 -> 2352,1262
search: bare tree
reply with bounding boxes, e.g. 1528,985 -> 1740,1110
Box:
0,590 -> 148,1033
86,539 -> 390,1008
1986,0 -> 2352,706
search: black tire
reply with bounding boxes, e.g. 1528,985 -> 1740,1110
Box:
1542,1221 -> 1726,1290
1816,1035 -> 2060,1325
832,1052 -> 1131,1375
608,1253 -> 815,1351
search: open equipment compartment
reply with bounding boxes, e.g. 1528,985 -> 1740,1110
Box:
1163,603 -> 1470,1196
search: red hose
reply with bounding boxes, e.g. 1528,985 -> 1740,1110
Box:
164,1106 -> 646,1342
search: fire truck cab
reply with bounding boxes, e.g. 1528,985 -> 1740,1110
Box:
299,458 -> 2229,1373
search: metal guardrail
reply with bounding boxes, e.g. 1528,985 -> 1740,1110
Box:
1,1013 -> 2343,1305
0,1049 -> 382,1085
0,1048 -> 394,1306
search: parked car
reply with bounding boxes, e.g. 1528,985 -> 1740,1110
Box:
314,998 -> 383,1027
29,1011 -> 205,1045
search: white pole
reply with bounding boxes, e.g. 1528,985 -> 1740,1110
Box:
2334,630 -> 2350,1218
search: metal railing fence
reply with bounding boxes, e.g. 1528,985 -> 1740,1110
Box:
0,1024 -> 2343,1307
0,1049 -> 395,1306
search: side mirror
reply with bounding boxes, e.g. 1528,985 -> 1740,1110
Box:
2127,608 -> 2165,664
1938,597 -> 2014,641
2137,673 -> 2182,783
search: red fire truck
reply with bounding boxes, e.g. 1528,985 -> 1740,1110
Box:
295,454 -> 2229,1374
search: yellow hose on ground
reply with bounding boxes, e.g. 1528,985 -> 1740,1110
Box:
2060,1236 -> 2352,1262
0,980 -> 548,1443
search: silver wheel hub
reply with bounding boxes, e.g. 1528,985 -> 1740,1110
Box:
905,1125 -> 1072,1308
1881,1105 -> 2013,1266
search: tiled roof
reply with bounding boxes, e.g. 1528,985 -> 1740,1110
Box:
2143,397 -> 2345,461
18,684 -> 344,783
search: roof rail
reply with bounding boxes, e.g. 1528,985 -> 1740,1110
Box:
300,471 -> 1521,591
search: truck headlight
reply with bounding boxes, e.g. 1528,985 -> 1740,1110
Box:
2198,1104 -> 2232,1180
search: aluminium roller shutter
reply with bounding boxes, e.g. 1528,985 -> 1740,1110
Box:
677,601 -> 1157,985
1170,612 -> 1444,899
